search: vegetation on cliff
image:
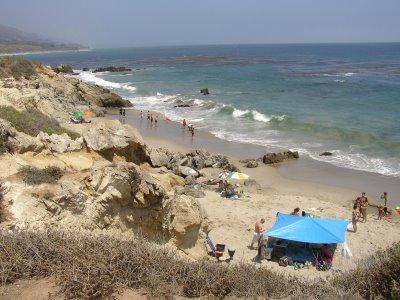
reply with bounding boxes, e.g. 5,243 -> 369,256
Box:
0,56 -> 38,79
0,106 -> 79,140
0,230 -> 399,299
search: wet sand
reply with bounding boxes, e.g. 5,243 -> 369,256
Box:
110,108 -> 400,207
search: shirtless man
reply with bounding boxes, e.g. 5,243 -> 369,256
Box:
290,207 -> 300,216
359,192 -> 368,222
250,218 -> 265,249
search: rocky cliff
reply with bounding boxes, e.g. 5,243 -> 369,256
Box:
0,57 -> 210,257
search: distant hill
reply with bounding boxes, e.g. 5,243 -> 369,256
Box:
0,24 -> 84,54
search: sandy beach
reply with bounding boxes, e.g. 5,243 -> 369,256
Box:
109,108 -> 400,278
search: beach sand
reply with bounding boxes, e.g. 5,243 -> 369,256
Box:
110,108 -> 400,278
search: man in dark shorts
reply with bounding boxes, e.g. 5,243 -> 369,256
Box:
359,192 -> 368,222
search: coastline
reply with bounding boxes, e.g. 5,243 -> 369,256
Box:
0,48 -> 91,57
109,108 -> 400,207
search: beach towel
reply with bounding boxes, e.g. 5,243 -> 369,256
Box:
206,236 -> 216,254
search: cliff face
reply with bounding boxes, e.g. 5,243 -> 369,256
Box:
0,57 -> 210,257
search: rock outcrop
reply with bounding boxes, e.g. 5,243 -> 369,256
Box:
93,66 -> 131,73
320,151 -> 333,156
82,119 -> 148,163
262,151 -> 299,164
52,64 -> 74,74
38,132 -> 83,153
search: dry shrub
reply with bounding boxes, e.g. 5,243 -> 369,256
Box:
0,106 -> 79,139
0,56 -> 38,79
0,183 -> 5,223
0,230 -> 399,299
19,166 -> 64,185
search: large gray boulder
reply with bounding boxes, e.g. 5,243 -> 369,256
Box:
90,161 -> 167,208
52,64 -> 74,74
176,165 -> 199,178
83,120 -> 148,163
149,148 -> 170,167
37,132 -> 83,153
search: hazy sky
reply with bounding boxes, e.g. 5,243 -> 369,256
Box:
1,0 -> 399,48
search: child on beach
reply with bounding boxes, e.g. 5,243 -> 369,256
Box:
140,110 -> 143,118
182,118 -> 187,127
290,207 -> 300,216
378,205 -> 384,220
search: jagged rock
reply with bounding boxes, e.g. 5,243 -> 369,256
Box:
177,166 -> 199,178
174,104 -> 192,108
192,156 -> 205,170
93,66 -> 131,73
262,151 -> 299,164
82,67 -> 89,71
178,186 -> 206,198
165,195 -> 210,250
159,166 -> 169,174
37,132 -> 83,153
82,120 -> 148,163
184,175 -> 197,185
90,161 -> 166,208
52,64 -> 74,74
320,151 -> 333,156
0,119 -> 44,154
245,160 -> 258,168
52,181 -> 87,213
200,88 -> 210,95
179,157 -> 189,166
76,81 -> 133,107
149,148 -> 170,167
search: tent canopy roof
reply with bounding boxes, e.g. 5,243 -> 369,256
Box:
265,213 -> 349,244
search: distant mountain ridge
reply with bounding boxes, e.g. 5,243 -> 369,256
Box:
0,24 -> 84,54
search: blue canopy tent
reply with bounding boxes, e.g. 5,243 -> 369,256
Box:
265,213 -> 349,244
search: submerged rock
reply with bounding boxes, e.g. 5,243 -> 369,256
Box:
246,160 -> 259,168
200,88 -> 210,95
320,151 -> 333,156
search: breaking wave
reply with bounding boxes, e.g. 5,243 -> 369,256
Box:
76,71 -> 136,92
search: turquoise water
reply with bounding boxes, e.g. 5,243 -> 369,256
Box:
25,44 -> 400,176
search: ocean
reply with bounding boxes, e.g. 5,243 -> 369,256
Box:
25,43 -> 400,177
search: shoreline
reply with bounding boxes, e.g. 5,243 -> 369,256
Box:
109,108 -> 400,207
0,48 -> 91,57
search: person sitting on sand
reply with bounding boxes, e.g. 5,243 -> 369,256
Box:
251,218 -> 265,249
290,207 -> 300,216
359,192 -> 368,222
352,204 -> 359,232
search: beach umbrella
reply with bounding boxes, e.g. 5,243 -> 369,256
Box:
226,172 -> 250,183
73,111 -> 83,119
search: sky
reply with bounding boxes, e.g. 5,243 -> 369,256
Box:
0,0 -> 399,48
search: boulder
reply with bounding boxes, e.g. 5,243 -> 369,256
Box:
177,166 -> 199,178
82,120 -> 148,163
0,119 -> 44,154
82,67 -> 89,71
93,66 -> 132,73
90,161 -> 167,208
52,64 -> 74,74
52,181 -> 87,213
320,151 -> 333,156
37,132 -> 83,153
245,160 -> 258,168
178,186 -> 206,198
149,148 -> 170,167
165,195 -> 210,251
200,88 -> 210,95
262,151 -> 299,164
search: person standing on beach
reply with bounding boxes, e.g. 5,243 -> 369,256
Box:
352,204 -> 359,232
359,192 -> 369,222
122,109 -> 126,117
182,118 -> 187,128
119,108 -> 123,116
251,218 -> 265,249
147,111 -> 150,121
140,110 -> 143,118
155,116 -> 158,126
150,114 -> 153,124
191,126 -> 194,137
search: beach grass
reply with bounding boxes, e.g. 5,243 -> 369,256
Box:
0,230 -> 398,299
0,106 -> 79,140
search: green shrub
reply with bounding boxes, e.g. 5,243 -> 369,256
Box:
19,166 -> 64,185
0,56 -> 38,79
0,106 -> 79,139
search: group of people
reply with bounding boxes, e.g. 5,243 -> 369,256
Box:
182,118 -> 195,137
140,110 -> 159,126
